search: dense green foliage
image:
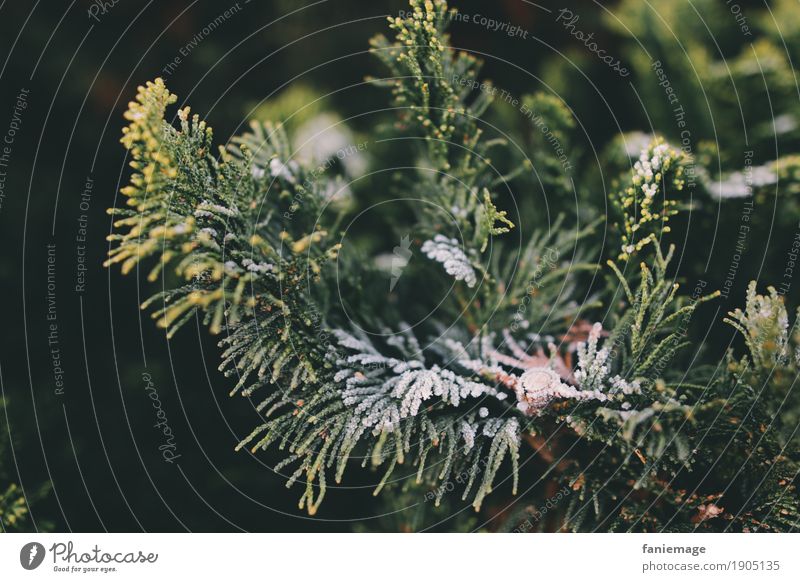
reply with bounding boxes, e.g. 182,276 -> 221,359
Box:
103,0 -> 799,531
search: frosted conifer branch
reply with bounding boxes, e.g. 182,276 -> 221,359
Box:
421,235 -> 478,287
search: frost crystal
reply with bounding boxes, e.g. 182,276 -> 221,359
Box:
421,235 -> 477,287
617,138 -> 684,260
331,330 -> 503,437
392,366 -> 496,418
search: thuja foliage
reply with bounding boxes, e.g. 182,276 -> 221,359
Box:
0,400 -> 28,531
107,0 -> 799,530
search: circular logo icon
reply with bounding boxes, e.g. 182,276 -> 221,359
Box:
19,542 -> 46,570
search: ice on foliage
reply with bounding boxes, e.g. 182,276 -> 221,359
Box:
622,132 -> 654,158
241,258 -> 275,274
